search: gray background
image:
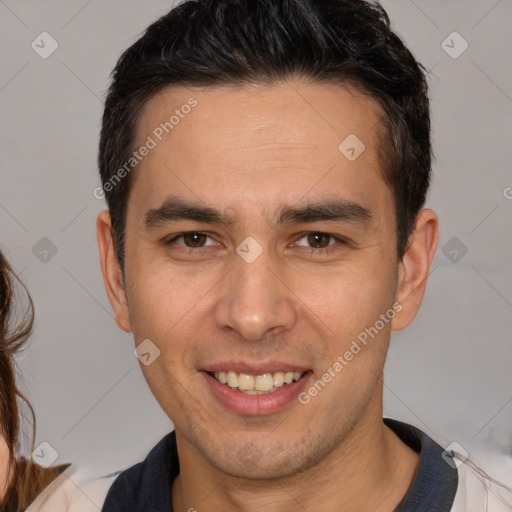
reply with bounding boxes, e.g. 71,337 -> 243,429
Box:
0,0 -> 511,476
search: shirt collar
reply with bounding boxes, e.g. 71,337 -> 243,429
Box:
103,418 -> 458,511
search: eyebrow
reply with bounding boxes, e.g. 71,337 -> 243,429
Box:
143,196 -> 372,230
144,197 -> 231,228
278,200 -> 372,225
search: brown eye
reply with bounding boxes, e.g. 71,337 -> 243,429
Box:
306,232 -> 332,248
181,232 -> 208,247
294,232 -> 347,254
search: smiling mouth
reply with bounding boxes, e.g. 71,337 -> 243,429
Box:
208,370 -> 308,394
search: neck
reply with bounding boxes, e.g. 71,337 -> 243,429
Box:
172,392 -> 419,512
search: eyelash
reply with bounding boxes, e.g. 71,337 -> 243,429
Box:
164,231 -> 348,254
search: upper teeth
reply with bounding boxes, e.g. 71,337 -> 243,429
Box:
214,370 -> 304,393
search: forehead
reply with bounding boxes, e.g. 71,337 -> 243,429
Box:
130,80 -> 391,218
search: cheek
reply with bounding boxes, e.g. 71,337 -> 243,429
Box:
296,258 -> 396,340
129,269 -> 204,412
127,248 -> 203,327
126,260 -> 216,373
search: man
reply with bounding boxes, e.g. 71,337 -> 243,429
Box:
96,0 -> 511,510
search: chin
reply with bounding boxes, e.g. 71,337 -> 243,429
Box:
206,436 -> 325,481
218,457 -> 307,481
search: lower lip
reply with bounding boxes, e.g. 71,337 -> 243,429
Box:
202,371 -> 312,416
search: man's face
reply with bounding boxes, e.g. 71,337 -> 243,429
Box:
120,81 -> 401,478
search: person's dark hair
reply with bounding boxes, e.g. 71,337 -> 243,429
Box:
0,250 -> 67,511
99,0 -> 431,272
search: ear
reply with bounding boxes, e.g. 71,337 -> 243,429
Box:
392,209 -> 438,331
96,210 -> 132,332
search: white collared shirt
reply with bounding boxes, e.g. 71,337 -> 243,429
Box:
26,466 -> 117,512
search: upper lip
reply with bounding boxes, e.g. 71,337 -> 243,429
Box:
202,362 -> 311,374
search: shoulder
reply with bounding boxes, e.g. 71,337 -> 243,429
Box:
102,431 -> 178,512
26,466 -> 119,512
451,453 -> 512,512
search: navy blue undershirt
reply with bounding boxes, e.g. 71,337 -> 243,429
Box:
101,418 -> 458,511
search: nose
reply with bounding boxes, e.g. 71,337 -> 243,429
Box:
214,248 -> 297,342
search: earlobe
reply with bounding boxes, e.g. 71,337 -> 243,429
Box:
392,209 -> 439,332
96,210 -> 132,332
